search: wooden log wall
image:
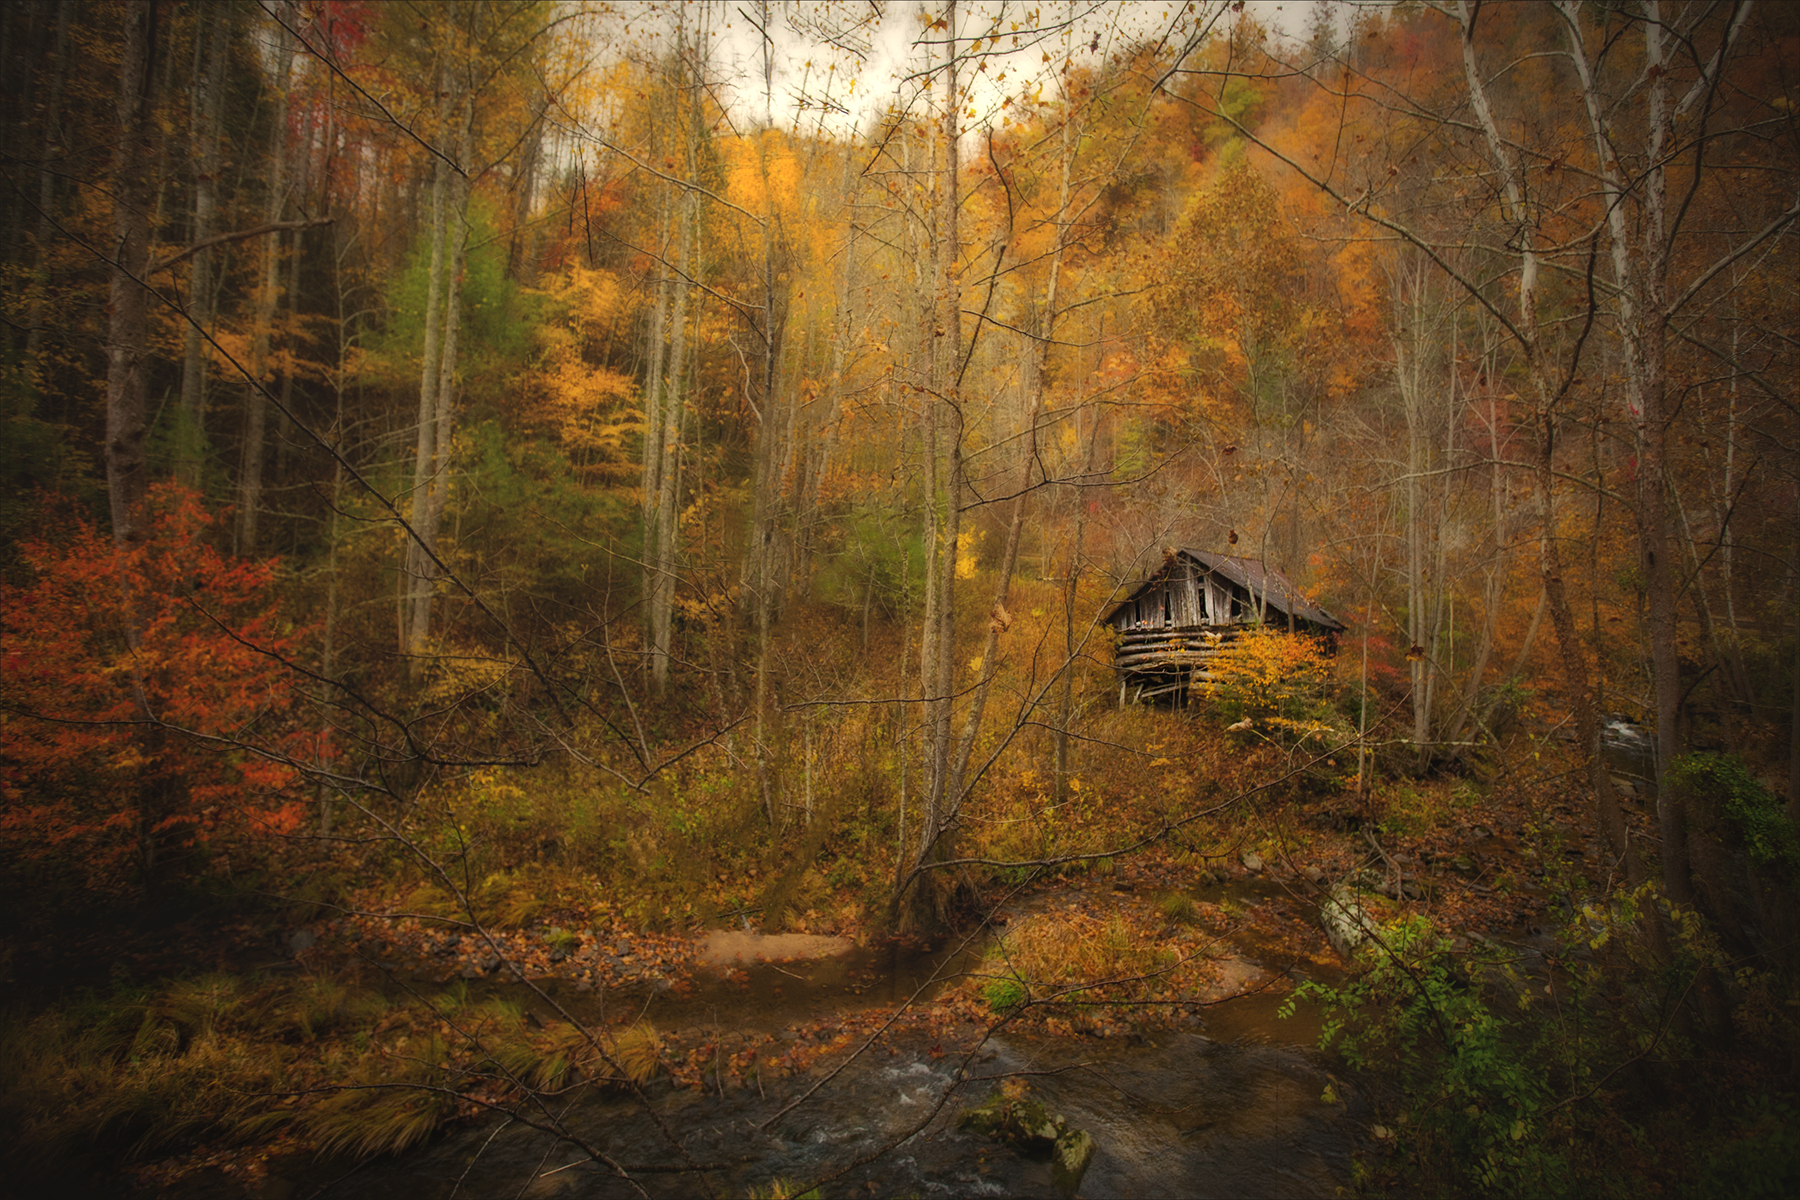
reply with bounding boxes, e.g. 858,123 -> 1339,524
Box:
1113,626 -> 1240,682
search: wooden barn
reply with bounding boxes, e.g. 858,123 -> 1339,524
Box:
1103,549 -> 1347,705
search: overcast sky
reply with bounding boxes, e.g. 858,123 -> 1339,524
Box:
600,1 -> 1323,138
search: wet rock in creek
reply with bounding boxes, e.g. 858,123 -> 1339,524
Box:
1053,1127 -> 1097,1196
959,1090 -> 1095,1197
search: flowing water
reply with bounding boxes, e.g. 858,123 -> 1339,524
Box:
268,909 -> 1368,1200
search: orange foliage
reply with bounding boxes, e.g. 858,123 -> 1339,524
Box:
0,487 -> 312,890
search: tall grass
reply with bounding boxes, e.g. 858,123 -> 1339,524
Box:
0,967 -> 652,1185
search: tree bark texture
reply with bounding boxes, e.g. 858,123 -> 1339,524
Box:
105,0 -> 155,547
238,0 -> 296,554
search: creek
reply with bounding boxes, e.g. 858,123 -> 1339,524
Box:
271,899 -> 1369,1200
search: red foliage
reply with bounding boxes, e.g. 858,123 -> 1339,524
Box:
0,486 -> 314,891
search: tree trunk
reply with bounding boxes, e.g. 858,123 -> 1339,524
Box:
1789,479 -> 1800,824
1636,19 -> 1692,904
417,110 -> 471,643
25,0 -> 69,387
176,2 -> 228,487
104,1 -> 168,891
645,14 -> 703,695
1054,414 -> 1098,807
901,0 -> 963,929
237,0 -> 295,554
105,0 -> 155,547
1459,2 -> 1639,877
648,190 -> 694,692
403,99 -> 451,673
954,92 -> 1074,809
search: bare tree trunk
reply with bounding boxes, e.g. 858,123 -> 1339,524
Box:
104,0 -> 168,888
418,108 -> 472,636
1054,416 -> 1098,806
1446,350 -> 1512,747
176,3 -> 228,487
925,5 -> 963,845
1635,17 -> 1692,903
105,0 -> 155,547
26,0 -> 69,387
951,90 -> 1074,809
641,180 -> 673,567
1460,1 -> 1638,876
403,94 -> 451,672
900,0 -> 964,928
747,0 -> 787,812
648,115 -> 698,691
1789,480 -> 1800,823
238,0 -> 296,553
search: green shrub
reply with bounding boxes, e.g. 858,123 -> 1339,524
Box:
1669,752 -> 1798,870
1695,1099 -> 1800,1200
1281,916 -> 1558,1193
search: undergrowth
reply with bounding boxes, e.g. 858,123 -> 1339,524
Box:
0,969 -> 668,1191
1282,891 -> 1800,1197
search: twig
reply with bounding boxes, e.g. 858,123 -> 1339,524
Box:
449,1116 -> 514,1200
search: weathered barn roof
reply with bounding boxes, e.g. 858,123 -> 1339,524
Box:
1104,549 -> 1347,632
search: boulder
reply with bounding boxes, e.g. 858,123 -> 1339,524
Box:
1241,850 -> 1264,873
958,1094 -> 1061,1155
959,1090 -> 1096,1197
1321,884 -> 1376,957
1053,1128 -> 1096,1196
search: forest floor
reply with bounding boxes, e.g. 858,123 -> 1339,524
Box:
5,754 -> 1646,1198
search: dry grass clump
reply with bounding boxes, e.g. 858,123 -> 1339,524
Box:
1,980 -> 286,1181
401,870 -> 547,928
0,970 -> 571,1185
478,1010 -> 660,1093
976,909 -> 1182,1010
297,1035 -> 456,1159
1158,892 -> 1200,925
611,1020 -> 663,1085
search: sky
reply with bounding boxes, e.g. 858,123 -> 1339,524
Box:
596,0 -> 1324,139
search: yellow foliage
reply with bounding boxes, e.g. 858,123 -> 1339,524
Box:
522,267 -> 643,464
420,643 -> 517,706
1210,627 -> 1339,743
955,529 -> 983,580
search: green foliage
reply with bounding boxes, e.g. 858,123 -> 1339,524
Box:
0,370 -> 93,563
1113,417 -> 1151,479
1158,892 -> 1199,925
1378,783 -> 1469,838
983,977 -> 1027,1013
374,196 -> 536,388
455,418 -> 637,619
1281,915 -> 1558,1193
1669,752 -> 1798,870
1694,1098 -> 1800,1200
814,502 -> 925,618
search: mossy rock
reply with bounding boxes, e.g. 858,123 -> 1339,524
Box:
1052,1128 -> 1096,1195
959,1091 -> 1096,1195
957,1094 -> 1062,1155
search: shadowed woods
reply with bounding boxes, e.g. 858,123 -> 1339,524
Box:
2,1 -> 1800,1197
